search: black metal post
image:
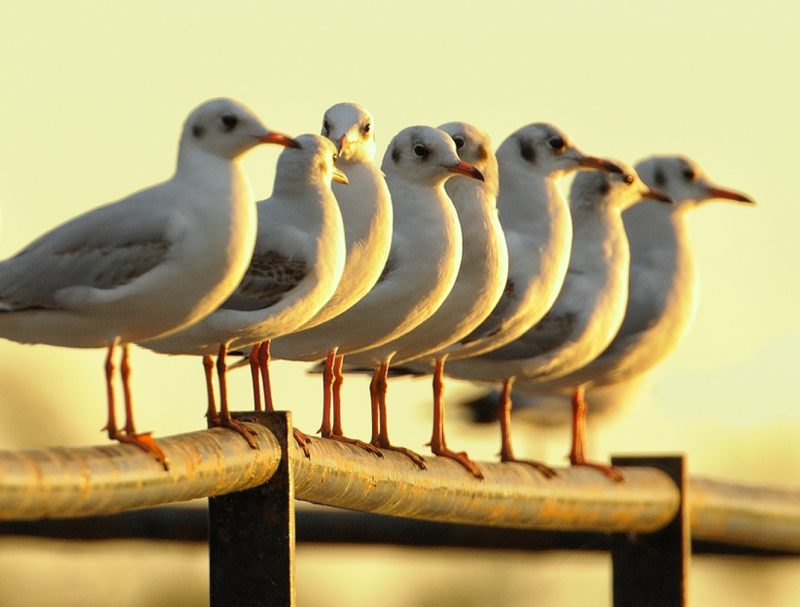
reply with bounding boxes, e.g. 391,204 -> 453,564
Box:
611,455 -> 688,607
209,411 -> 295,607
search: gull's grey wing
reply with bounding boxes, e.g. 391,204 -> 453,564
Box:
222,250 -> 307,311
481,309 -> 578,361
460,277 -> 515,344
0,190 -> 174,311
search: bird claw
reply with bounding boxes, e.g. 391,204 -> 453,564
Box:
293,428 -> 313,458
211,417 -> 259,450
501,456 -> 559,479
570,459 -> 625,483
375,442 -> 427,470
325,434 -> 384,458
115,431 -> 169,471
433,446 -> 484,479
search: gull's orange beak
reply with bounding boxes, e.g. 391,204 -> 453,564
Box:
578,155 -> 624,174
447,160 -> 485,182
259,131 -> 302,149
643,187 -> 674,204
706,185 -> 755,204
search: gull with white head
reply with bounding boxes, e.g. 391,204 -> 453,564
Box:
263,103 -> 392,452
305,125 -> 481,466
509,155 -> 754,474
0,98 -> 297,467
141,134 -> 346,452
443,123 -> 624,362
344,122 -> 507,477
455,163 -> 672,480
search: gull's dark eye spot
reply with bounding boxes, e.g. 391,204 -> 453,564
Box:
192,124 -> 205,138
682,167 -> 696,181
361,122 -> 371,136
413,143 -> 429,159
548,136 -> 565,151
519,139 -> 535,162
391,146 -> 401,163
476,144 -> 488,161
221,113 -> 238,132
653,168 -> 667,188
598,180 -> 611,195
624,174 -> 635,185
453,136 -> 465,150
322,120 -> 330,136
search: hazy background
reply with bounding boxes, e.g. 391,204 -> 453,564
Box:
1,1 -> 798,605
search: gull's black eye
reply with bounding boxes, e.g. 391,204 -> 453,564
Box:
361,122 -> 371,135
453,136 -> 465,150
413,143 -> 429,159
682,167 -> 696,181
624,174 -> 635,185
220,113 -> 238,132
548,136 -> 565,151
322,120 -> 330,136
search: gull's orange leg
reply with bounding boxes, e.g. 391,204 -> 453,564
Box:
428,356 -> 482,478
373,361 -> 426,469
324,353 -> 382,456
248,345 -> 263,412
569,385 -> 623,482
102,343 -> 168,470
498,377 -> 557,479
211,343 -> 258,449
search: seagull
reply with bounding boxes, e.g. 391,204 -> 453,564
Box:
509,155 -> 754,475
303,126 -> 482,466
343,122 -> 507,477
140,134 -> 347,452
442,124 -> 624,362
446,164 -> 672,480
265,103 -> 392,452
0,98 -> 297,468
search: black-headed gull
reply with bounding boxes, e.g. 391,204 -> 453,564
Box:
265,103 -> 392,452
305,126 -> 482,466
0,98 -> 297,467
510,156 -> 754,476
449,164 -> 672,480
446,124 -> 624,361
344,122 -> 507,477
141,134 -> 346,452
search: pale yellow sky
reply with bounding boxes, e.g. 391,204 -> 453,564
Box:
0,0 -> 796,465
0,2 -> 798,606
1,0 -> 798,457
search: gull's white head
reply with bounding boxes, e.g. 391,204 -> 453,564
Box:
321,102 -> 377,164
438,121 -> 499,198
181,98 -> 299,161
381,126 -> 485,187
497,123 -> 623,178
570,161 -> 673,213
635,156 -> 754,209
273,134 -> 348,193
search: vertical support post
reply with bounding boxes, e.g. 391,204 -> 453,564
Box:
611,455 -> 688,607
209,411 -> 295,607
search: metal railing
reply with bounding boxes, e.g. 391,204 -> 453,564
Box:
1,411 -> 798,606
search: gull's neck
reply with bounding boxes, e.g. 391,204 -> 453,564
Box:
497,165 -> 568,236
